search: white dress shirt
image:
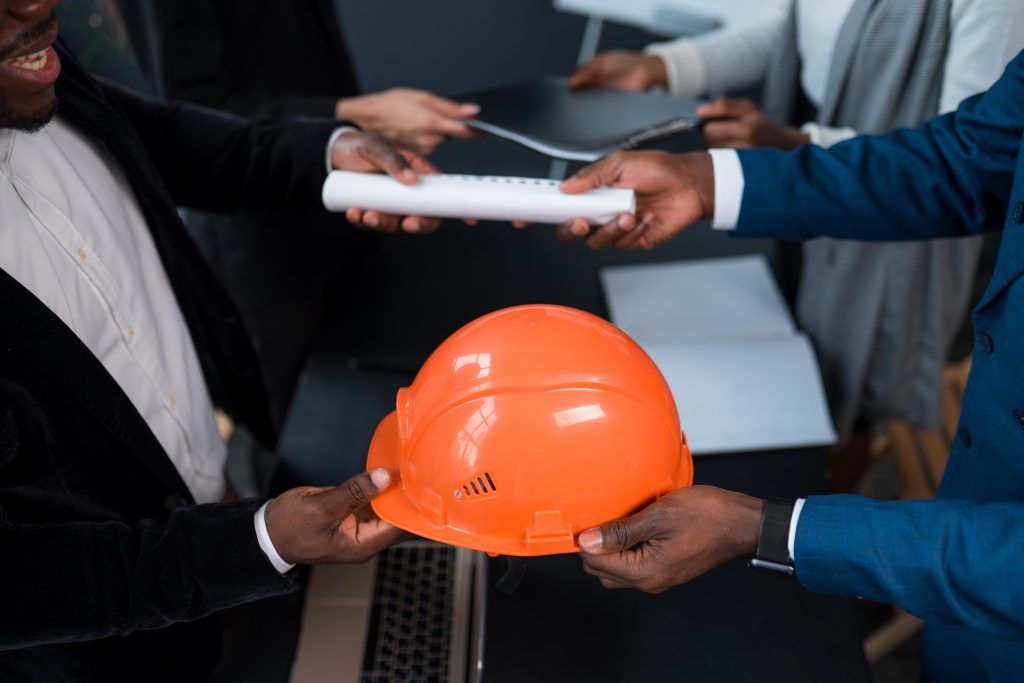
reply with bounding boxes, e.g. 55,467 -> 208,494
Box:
0,118 -> 228,504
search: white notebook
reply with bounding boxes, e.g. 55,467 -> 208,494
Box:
601,255 -> 837,455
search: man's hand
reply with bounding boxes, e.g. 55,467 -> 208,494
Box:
555,150 -> 714,250
569,50 -> 668,91
699,98 -> 810,150
578,486 -> 764,593
330,130 -> 444,234
264,468 -> 406,565
336,88 -> 478,155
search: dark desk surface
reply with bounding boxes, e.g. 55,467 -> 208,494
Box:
482,450 -> 870,683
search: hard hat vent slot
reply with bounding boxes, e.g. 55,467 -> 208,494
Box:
452,472 -> 498,499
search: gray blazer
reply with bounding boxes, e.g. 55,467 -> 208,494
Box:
763,0 -> 983,441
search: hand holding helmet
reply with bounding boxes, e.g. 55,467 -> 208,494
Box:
264,468 -> 407,565
578,486 -> 765,593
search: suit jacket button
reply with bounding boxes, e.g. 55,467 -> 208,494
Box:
958,428 -> 972,448
164,494 -> 188,511
1015,201 -> 1024,225
977,333 -> 994,354
1014,409 -> 1024,431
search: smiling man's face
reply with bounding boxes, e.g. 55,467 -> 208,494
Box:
0,0 -> 61,131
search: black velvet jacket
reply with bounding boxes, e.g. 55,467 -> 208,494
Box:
0,44 -> 338,681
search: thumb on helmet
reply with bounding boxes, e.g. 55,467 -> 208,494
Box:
578,507 -> 659,554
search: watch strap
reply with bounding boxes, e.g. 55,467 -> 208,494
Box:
751,498 -> 796,576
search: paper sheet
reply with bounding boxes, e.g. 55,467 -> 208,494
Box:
601,255 -> 794,344
644,337 -> 837,454
322,171 -> 635,224
601,255 -> 837,454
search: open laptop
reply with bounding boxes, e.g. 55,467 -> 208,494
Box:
290,541 -> 487,683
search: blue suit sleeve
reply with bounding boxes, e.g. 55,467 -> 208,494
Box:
794,495 -> 1024,639
734,50 -> 1024,242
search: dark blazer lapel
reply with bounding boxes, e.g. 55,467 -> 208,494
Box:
978,221 -> 1024,310
0,269 -> 194,502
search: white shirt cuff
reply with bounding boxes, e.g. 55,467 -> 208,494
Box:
799,122 -> 858,149
644,39 -> 706,97
708,148 -> 744,230
325,126 -> 359,173
787,498 -> 806,563
255,500 -> 296,574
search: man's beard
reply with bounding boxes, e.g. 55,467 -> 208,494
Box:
0,91 -> 58,132
0,12 -> 60,132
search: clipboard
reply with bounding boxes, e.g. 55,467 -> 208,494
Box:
458,76 -> 704,161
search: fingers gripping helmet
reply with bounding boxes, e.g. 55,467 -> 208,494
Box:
367,304 -> 692,556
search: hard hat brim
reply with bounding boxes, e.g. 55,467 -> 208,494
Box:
367,411 -> 695,556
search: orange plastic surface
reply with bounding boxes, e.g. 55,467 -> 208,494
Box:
368,304 -> 693,556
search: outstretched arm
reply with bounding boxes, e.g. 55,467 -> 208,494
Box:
1,499 -> 294,649
794,495 -> 1024,639
734,50 -> 1023,242
0,469 -> 403,649
102,80 -> 443,233
578,488 -> 1024,639
557,50 -> 1024,249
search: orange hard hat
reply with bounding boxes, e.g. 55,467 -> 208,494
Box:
367,304 -> 692,556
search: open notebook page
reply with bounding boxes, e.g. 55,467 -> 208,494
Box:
644,336 -> 837,454
601,255 -> 794,344
601,255 -> 836,454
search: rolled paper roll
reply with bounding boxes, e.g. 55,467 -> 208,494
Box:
322,171 -> 635,225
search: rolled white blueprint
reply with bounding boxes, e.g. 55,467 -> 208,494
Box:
322,171 -> 635,225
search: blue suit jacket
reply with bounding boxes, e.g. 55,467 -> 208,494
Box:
734,50 -> 1024,681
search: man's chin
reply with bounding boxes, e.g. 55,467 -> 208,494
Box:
0,94 -> 58,133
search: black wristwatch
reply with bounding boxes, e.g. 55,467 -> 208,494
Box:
749,498 -> 796,576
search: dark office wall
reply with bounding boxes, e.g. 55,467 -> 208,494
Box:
56,0 -> 150,91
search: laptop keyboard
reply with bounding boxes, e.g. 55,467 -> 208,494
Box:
361,545 -> 457,682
